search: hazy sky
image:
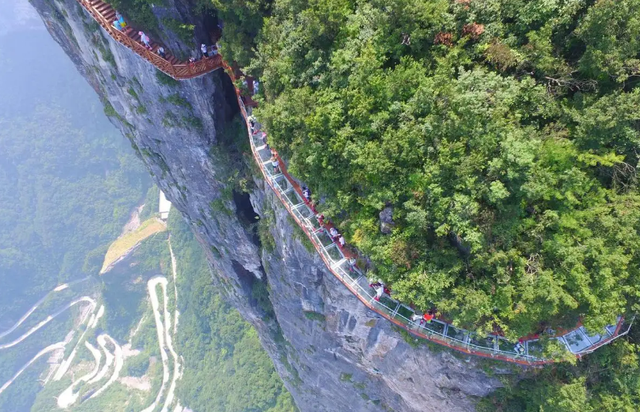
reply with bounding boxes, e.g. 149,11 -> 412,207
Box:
0,0 -> 43,36
0,0 -> 111,125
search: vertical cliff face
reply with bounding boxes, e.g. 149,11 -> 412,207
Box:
30,0 -> 504,410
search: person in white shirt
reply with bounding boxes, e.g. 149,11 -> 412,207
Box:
348,257 -> 357,272
139,31 -> 151,49
270,156 -> 279,173
373,280 -> 385,301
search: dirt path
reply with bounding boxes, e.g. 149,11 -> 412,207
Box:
0,297 -> 96,350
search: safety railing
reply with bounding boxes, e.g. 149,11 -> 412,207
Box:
234,85 -> 632,366
75,0 -> 633,365
76,0 -> 222,79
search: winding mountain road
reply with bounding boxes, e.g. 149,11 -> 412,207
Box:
90,334 -> 123,399
87,334 -> 114,385
141,274 -> 181,412
57,341 -> 103,408
168,237 -> 180,334
0,277 -> 90,340
0,341 -> 68,396
163,239 -> 181,412
0,297 -> 96,350
141,277 -> 170,412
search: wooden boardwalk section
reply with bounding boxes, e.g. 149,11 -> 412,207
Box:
79,0 -> 222,79
75,0 -> 632,365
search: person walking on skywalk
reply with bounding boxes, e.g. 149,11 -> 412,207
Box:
139,31 -> 152,49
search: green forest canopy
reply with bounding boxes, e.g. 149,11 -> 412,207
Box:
208,0 -> 640,339
212,1 -> 640,409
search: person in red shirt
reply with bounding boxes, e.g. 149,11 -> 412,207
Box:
421,312 -> 434,325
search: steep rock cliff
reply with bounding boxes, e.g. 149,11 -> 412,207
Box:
30,0 -> 504,410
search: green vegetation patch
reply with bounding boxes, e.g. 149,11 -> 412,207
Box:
339,372 -> 353,382
258,209 -> 277,253
161,18 -> 195,45
168,212 -> 296,412
237,0 -> 640,343
155,69 -> 179,87
124,353 -> 151,377
166,93 -> 192,109
304,311 -> 326,323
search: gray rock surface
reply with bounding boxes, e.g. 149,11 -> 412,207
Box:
380,206 -> 395,235
30,1 -> 505,410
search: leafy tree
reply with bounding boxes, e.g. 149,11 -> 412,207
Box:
217,0 -> 640,339
576,0 -> 640,84
195,0 -> 273,67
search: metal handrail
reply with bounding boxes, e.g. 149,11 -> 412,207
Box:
236,88 -> 630,365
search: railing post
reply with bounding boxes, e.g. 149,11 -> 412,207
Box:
391,303 -> 401,318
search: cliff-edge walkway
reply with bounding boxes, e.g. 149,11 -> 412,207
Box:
79,0 -> 223,79
74,0 -> 632,365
